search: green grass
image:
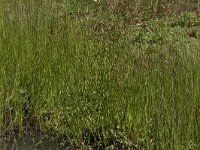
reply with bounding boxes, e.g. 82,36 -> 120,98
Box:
0,0 -> 200,149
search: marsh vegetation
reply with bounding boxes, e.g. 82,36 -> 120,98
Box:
0,0 -> 200,149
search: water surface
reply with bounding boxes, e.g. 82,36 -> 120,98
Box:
1,128 -> 68,150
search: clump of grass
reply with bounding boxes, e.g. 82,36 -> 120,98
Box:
1,0 -> 200,149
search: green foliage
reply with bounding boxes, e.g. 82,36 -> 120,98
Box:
0,0 -> 200,149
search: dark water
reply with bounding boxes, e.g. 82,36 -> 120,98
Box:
1,128 -> 69,150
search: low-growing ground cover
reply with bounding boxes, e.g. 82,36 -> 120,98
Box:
0,0 -> 200,149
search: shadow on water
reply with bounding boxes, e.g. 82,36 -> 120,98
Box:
1,93 -> 71,150
1,127 -> 70,150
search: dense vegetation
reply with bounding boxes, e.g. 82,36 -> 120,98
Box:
0,0 -> 200,149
